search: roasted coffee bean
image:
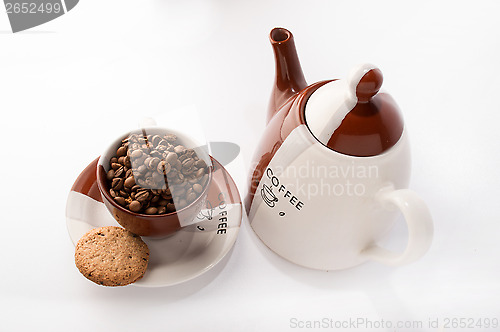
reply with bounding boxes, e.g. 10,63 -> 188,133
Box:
195,159 -> 207,169
151,174 -> 163,187
114,196 -> 126,206
186,192 -> 197,203
111,178 -> 124,190
165,152 -> 177,164
135,190 -> 150,202
151,195 -> 160,204
182,158 -> 195,169
109,189 -> 117,198
131,149 -> 143,159
150,150 -> 162,159
118,156 -> 126,165
172,187 -> 186,197
135,154 -> 147,166
158,199 -> 168,206
137,165 -> 147,174
192,183 -> 203,194
151,189 -> 163,195
151,135 -> 162,146
181,167 -> 194,175
157,161 -> 171,174
174,145 -> 186,155
129,200 -> 141,212
196,168 -> 206,178
106,169 -> 115,180
114,166 -> 125,178
124,176 -> 136,188
166,203 -> 176,212
125,169 -> 133,178
148,157 -> 160,170
111,163 -> 121,170
145,207 -> 158,215
199,174 -> 208,186
116,146 -> 127,157
164,134 -> 177,143
158,206 -> 167,214
168,168 -> 178,177
136,178 -> 146,187
110,157 -> 118,164
145,177 -> 156,187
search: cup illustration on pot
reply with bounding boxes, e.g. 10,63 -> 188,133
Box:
261,184 -> 279,208
246,28 -> 433,271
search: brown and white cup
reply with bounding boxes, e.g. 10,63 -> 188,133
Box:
96,127 -> 212,238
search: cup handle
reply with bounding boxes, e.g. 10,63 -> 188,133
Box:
362,186 -> 433,266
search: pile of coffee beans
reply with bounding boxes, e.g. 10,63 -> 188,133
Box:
106,132 -> 209,215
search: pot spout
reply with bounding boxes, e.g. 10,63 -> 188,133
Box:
267,28 -> 307,124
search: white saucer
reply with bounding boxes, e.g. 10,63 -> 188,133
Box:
66,158 -> 242,287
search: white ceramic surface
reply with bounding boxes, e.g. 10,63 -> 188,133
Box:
305,63 -> 378,144
249,125 -> 433,270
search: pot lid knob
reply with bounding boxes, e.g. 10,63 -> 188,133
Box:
304,63 -> 404,157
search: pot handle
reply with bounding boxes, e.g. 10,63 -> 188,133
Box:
362,186 -> 433,266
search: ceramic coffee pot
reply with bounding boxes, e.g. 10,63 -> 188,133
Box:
246,28 -> 433,270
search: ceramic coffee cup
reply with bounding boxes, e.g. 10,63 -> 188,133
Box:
96,127 -> 212,237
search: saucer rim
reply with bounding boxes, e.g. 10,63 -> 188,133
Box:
66,157 -> 242,287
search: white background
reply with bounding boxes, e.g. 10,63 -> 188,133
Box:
1,1 -> 499,331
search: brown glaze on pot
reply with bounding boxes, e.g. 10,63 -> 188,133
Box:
267,28 -> 307,124
246,81 -> 330,213
325,68 -> 404,156
246,28 -> 404,212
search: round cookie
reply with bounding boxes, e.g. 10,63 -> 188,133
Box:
75,226 -> 149,286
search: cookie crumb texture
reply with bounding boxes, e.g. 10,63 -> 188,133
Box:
75,226 -> 149,287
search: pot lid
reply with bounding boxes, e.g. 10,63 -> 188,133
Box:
304,64 -> 404,157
